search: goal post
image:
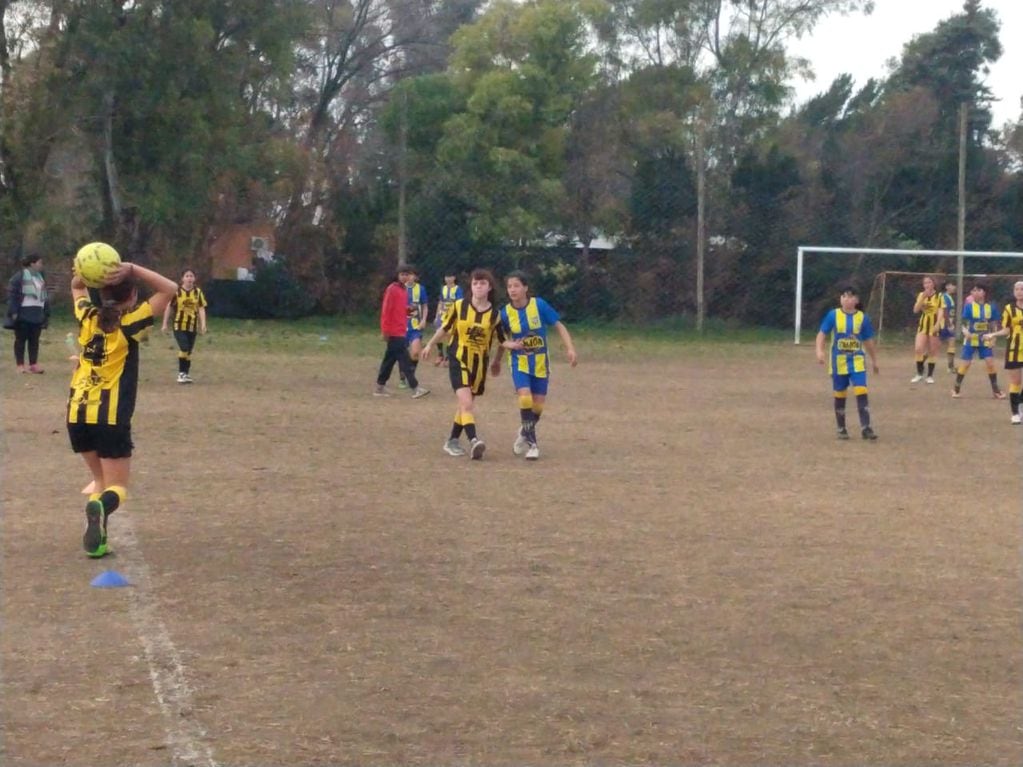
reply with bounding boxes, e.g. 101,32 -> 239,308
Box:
865,270 -> 1023,342
793,246 -> 1023,344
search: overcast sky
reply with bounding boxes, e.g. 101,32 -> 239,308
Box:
786,0 -> 1022,127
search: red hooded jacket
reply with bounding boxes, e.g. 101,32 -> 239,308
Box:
380,281 -> 408,338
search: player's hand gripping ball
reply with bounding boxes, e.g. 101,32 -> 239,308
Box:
74,242 -> 122,288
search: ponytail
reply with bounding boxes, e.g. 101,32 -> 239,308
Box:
97,279 -> 136,333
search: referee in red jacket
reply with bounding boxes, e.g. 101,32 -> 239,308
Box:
374,267 -> 430,398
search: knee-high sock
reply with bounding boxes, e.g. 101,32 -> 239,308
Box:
449,412 -> 464,440
178,351 -> 191,374
954,369 -> 966,391
854,388 -> 870,428
989,372 -> 1001,393
1010,383 -> 1021,414
519,394 -> 536,440
947,351 -> 955,369
833,392 -> 847,429
90,485 -> 126,516
927,361 -> 936,376
915,357 -> 925,375
462,412 -> 477,442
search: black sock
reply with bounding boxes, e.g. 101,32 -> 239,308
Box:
856,393 -> 870,428
834,399 -> 847,430
1011,392 -> 1020,415
520,409 -> 536,441
98,487 -> 124,516
916,360 -> 924,375
927,362 -> 935,376
449,422 -> 463,440
947,352 -> 955,369
464,423 -> 477,441
954,372 -> 965,391
989,372 -> 1000,392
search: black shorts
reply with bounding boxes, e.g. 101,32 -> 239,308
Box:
449,354 -> 487,396
1005,359 -> 1023,370
67,422 -> 134,459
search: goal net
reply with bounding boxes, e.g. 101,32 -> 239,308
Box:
793,246 -> 1023,343
865,271 -> 1023,343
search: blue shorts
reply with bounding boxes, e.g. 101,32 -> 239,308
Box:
832,371 -> 867,392
939,328 -> 955,340
406,328 -> 422,342
511,367 -> 549,396
961,343 -> 993,361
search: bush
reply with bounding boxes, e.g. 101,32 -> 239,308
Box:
242,260 -> 317,319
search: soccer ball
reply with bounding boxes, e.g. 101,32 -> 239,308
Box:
74,242 -> 121,288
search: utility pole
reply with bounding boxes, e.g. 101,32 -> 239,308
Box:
695,113 -> 706,333
397,89 -> 408,266
956,101 -> 967,304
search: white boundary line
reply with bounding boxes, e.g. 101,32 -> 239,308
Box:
114,511 -> 219,767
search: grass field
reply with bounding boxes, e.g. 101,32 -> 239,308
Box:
1,317 -> 1021,766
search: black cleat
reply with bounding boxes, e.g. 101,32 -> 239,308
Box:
83,499 -> 108,557
837,428 -> 850,440
861,427 -> 878,441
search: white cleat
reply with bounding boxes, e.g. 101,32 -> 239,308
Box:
411,386 -> 431,399
1012,414 -> 1021,425
910,374 -> 924,383
443,439 -> 466,456
177,372 -> 188,384
925,376 -> 935,384
513,429 -> 529,456
525,443 -> 540,461
470,438 -> 486,460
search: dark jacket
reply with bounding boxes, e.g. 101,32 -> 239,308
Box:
6,270 -> 50,327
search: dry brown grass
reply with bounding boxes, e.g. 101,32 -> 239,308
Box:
1,325 -> 1021,765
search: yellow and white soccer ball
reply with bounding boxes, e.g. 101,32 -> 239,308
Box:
74,242 -> 121,288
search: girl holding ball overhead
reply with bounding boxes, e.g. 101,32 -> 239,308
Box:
68,245 -> 178,557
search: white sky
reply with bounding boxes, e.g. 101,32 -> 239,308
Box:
787,0 -> 1022,127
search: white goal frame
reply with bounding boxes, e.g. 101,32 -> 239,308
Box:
794,246 -> 1023,344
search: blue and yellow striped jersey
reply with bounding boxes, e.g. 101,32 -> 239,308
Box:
406,282 -> 427,331
940,292 -> 955,330
961,301 -> 997,347
818,309 -> 874,375
500,297 -> 561,379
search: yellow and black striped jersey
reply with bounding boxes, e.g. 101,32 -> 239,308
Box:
916,292 -> 941,335
1002,303 -> 1023,363
68,297 -> 154,426
442,298 -> 506,377
171,287 -> 207,332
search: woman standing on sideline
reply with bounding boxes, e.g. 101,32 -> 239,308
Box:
421,268 -> 514,460
910,275 -> 942,384
68,248 -> 178,557
978,280 -> 1023,422
937,280 -> 957,372
951,282 -> 1005,400
5,254 -> 49,373
374,269 -> 429,399
161,268 -> 208,383
498,271 -> 577,460
815,285 -> 880,440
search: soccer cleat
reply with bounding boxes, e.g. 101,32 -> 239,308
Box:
372,385 -> 390,397
443,439 -> 466,457
861,426 -> 878,441
951,389 -> 961,398
177,372 -> 187,384
993,390 -> 1007,400
925,376 -> 935,384
470,438 -> 486,460
837,428 -> 850,440
1011,414 -> 1021,425
910,374 -> 924,383
513,429 -> 530,456
83,499 -> 108,558
525,443 -> 540,460
181,373 -> 194,384
411,386 -> 431,399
